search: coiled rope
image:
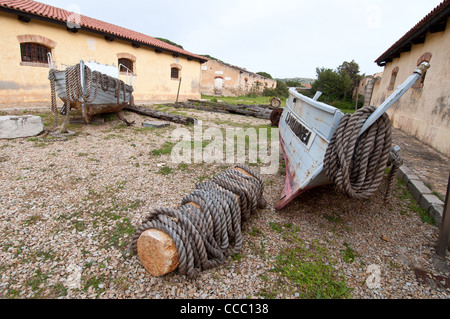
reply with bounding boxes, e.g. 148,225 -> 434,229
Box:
48,64 -> 127,133
130,164 -> 265,278
323,105 -> 403,202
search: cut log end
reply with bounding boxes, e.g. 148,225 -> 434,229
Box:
136,166 -> 263,277
137,229 -> 179,277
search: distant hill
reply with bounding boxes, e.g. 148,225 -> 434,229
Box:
277,77 -> 316,85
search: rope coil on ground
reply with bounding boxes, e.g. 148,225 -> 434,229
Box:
323,105 -> 402,202
130,165 -> 266,278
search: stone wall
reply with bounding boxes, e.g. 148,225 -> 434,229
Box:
200,59 -> 277,97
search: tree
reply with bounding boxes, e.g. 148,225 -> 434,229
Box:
337,60 -> 362,88
311,67 -> 352,101
155,37 -> 184,49
311,60 -> 363,102
256,72 -> 273,79
263,80 -> 288,98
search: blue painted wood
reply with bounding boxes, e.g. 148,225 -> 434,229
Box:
275,62 -> 430,210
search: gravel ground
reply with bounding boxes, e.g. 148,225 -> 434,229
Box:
0,106 -> 449,300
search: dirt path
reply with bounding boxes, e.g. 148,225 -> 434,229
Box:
391,127 -> 449,198
0,108 -> 449,300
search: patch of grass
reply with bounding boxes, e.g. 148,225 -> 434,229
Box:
151,141 -> 175,156
232,254 -> 243,261
259,223 -> 352,299
270,239 -> 352,299
103,217 -> 135,252
22,215 -> 42,226
72,220 -> 86,232
341,242 -> 359,264
26,268 -> 49,298
249,227 -> 265,237
104,133 -> 125,140
269,222 -> 283,233
202,94 -> 285,107
323,212 -> 342,224
34,249 -> 56,261
83,275 -> 106,293
432,191 -> 444,202
396,179 -> 436,225
157,166 -> 173,175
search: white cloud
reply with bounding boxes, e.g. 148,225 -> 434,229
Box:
38,0 -> 444,78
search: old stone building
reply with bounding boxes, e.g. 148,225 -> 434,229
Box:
369,0 -> 449,156
356,73 -> 382,107
0,0 -> 207,109
200,58 -> 277,97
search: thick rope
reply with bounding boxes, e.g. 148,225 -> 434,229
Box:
323,106 -> 402,201
48,64 -> 127,133
130,165 -> 265,278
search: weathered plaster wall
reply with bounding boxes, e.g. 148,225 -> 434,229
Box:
0,11 -> 203,107
370,18 -> 450,156
200,59 -> 276,97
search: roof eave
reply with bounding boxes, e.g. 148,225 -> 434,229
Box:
375,4 -> 450,67
0,6 -> 208,64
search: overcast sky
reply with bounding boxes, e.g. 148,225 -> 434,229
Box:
39,0 -> 443,79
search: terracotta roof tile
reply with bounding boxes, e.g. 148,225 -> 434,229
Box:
0,0 -> 207,62
375,0 -> 450,66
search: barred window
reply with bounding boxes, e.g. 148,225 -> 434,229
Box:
118,58 -> 134,73
171,67 -> 179,79
20,43 -> 51,63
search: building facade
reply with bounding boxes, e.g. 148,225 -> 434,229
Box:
200,58 -> 277,97
369,0 -> 449,156
0,0 -> 207,109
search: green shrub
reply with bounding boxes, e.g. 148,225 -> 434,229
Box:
262,80 -> 289,98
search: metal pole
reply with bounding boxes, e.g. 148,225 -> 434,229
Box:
357,61 -> 430,138
437,173 -> 450,257
176,77 -> 182,103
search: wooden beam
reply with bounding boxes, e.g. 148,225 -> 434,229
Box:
18,15 -> 31,23
124,105 -> 196,125
104,35 -> 115,42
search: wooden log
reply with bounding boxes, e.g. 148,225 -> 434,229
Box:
136,167 -> 258,277
124,105 -> 196,125
166,101 -> 272,120
137,229 -> 179,276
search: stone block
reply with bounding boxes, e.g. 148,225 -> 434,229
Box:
407,178 -> 432,202
399,165 -> 418,184
428,203 -> 444,226
142,121 -> 170,128
397,166 -> 406,183
0,115 -> 44,139
419,193 -> 444,210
